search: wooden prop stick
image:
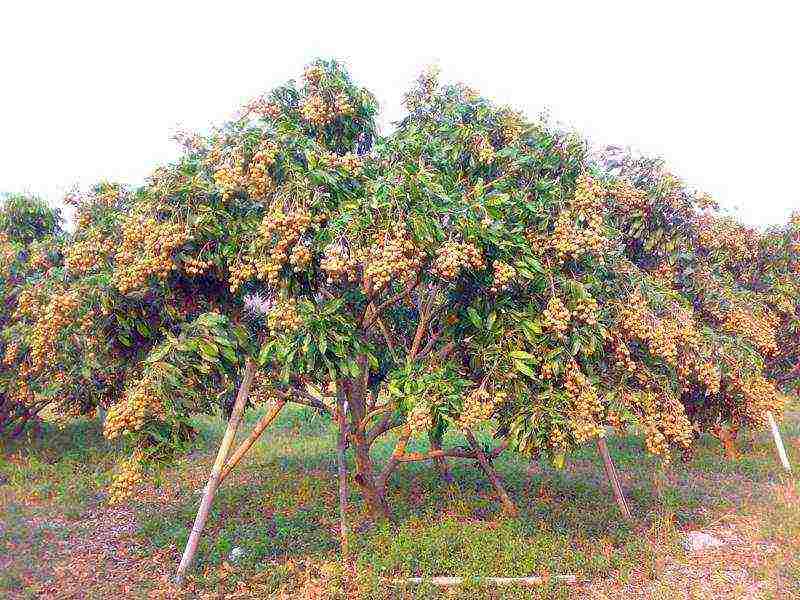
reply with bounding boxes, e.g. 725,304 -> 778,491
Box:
596,434 -> 632,521
766,411 -> 792,473
336,398 -> 353,572
465,431 -> 518,517
428,430 -> 454,485
175,359 -> 256,587
219,399 -> 287,484
397,575 -> 577,587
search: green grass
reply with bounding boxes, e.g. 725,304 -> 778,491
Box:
1,405 -> 799,599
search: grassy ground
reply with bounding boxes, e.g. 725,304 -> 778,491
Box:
1,403 -> 798,599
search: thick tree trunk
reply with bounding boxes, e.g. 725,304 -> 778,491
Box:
350,428 -> 391,519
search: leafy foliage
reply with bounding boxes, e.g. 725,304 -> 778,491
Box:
1,61 -> 797,512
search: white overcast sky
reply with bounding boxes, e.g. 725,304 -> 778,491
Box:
1,1 -> 797,228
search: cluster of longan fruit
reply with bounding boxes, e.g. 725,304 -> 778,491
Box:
695,215 -> 754,264
629,391 -> 693,458
694,359 -> 721,396
551,209 -> 605,262
108,456 -> 144,505
245,142 -> 278,199
607,179 -> 648,211
0,233 -> 15,277
571,174 -> 604,216
611,338 -> 637,374
489,261 -> 516,293
572,296 -> 598,325
112,218 -> 189,294
3,340 -> 19,366
65,232 -> 108,275
252,208 -> 313,285
363,224 -> 422,294
228,260 -> 257,293
542,296 -> 571,339
651,261 -> 676,286
301,94 -> 332,126
243,95 -> 282,120
321,244 -> 359,284
318,151 -> 363,176
616,293 -> 679,365
267,298 -> 302,334
29,291 -> 80,374
564,364 -> 603,442
183,256 -> 213,277
406,399 -> 434,434
431,241 -> 485,281
723,307 -> 778,356
213,158 -> 245,200
103,379 -> 161,439
334,92 -> 354,116
289,244 -> 311,272
472,135 -> 495,165
499,111 -> 524,143
458,387 -> 500,430
732,373 -> 781,427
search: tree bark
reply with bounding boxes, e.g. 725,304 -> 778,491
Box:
351,427 -> 391,519
336,396 -> 352,571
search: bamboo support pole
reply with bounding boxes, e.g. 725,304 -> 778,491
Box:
465,431 -> 518,517
218,399 -> 287,484
396,575 -> 577,587
596,434 -> 633,521
766,411 -> 792,473
175,360 -> 256,587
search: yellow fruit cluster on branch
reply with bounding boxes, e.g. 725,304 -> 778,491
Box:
431,241 -> 485,281
267,298 -> 302,334
112,216 -> 189,294
108,454 -> 144,505
627,391 -> 692,458
489,261 -> 515,293
564,363 -> 603,442
406,399 -> 433,433
29,291 -> 80,374
458,387 -> 501,430
542,296 -> 571,339
363,223 -> 422,294
722,307 -> 778,356
104,373 -> 166,439
321,244 -> 359,284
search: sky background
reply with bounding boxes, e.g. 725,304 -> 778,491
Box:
1,1 -> 797,228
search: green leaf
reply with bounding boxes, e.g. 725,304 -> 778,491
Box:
514,360 -> 537,378
467,307 -> 482,328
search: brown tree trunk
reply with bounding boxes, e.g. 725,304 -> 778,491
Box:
350,427 -> 391,519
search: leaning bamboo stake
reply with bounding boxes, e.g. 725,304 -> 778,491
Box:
465,431 -> 518,517
596,433 -> 632,521
766,411 -> 792,473
396,575 -> 577,587
175,359 -> 256,587
218,399 -> 287,484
